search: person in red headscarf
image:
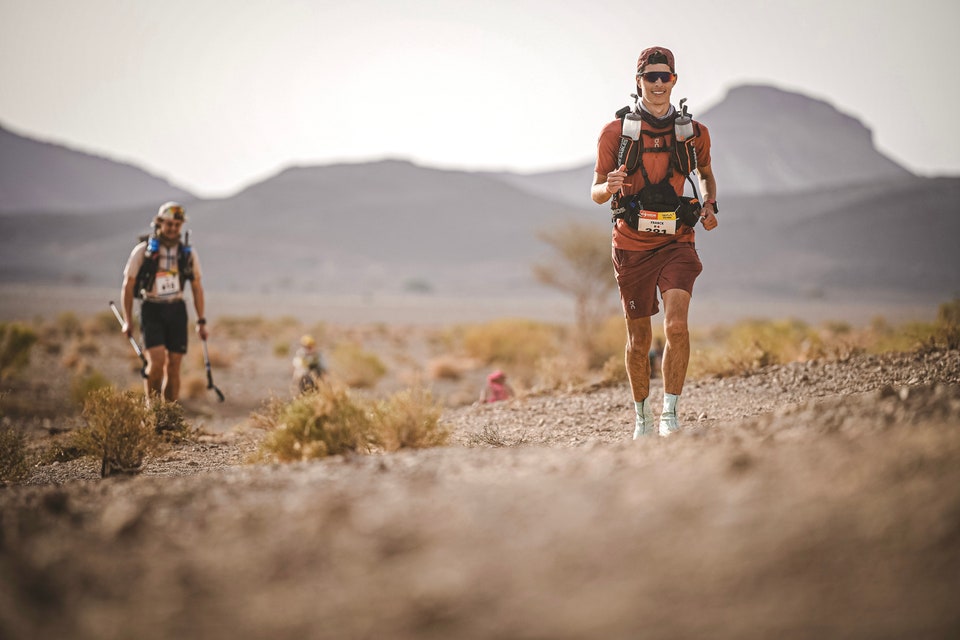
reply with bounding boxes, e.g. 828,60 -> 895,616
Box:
480,370 -> 515,403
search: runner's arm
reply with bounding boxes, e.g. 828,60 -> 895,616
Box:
698,163 -> 719,231
190,278 -> 208,339
120,274 -> 136,337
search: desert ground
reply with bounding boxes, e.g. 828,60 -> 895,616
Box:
1,293 -> 959,639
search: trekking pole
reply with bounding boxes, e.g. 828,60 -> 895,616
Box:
201,338 -> 226,402
108,301 -> 148,379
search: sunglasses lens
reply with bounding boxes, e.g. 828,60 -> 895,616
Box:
640,72 -> 673,83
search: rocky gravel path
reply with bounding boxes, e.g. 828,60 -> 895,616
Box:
3,348 -> 959,640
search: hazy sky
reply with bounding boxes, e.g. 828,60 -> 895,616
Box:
2,0 -> 958,197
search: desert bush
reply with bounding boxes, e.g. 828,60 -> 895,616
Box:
374,388 -> 450,451
935,297 -> 960,349
217,315 -> 301,340
0,426 -> 30,483
84,310 -> 121,336
273,339 -> 291,358
153,397 -> 185,431
599,353 -> 629,385
330,342 -> 387,388
255,384 -> 377,461
70,370 -> 113,407
533,353 -> 588,392
152,398 -> 196,442
461,319 -> 562,368
55,311 -> 83,338
73,387 -> 161,477
0,322 -> 39,380
466,424 -> 528,448
427,355 -> 478,381
688,318 -> 823,378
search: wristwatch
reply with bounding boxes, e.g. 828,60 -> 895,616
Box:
197,318 -> 207,325
704,199 -> 719,213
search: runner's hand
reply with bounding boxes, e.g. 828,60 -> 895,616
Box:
121,321 -> 132,338
701,206 -> 719,231
196,323 -> 209,340
606,164 -> 629,194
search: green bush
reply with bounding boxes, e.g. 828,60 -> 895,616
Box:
72,387 -> 160,477
0,322 -> 39,380
0,426 -> 30,483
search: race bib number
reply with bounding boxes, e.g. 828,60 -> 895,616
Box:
154,271 -> 181,298
637,210 -> 678,235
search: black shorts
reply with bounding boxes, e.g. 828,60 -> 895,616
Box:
140,300 -> 188,353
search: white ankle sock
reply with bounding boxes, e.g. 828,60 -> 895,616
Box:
662,392 -> 679,416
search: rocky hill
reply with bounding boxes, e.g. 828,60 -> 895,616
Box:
496,84 -> 914,206
1,85 -> 957,309
0,123 -> 193,213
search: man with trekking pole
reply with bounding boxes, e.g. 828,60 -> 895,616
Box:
591,46 -> 719,438
119,201 -> 208,403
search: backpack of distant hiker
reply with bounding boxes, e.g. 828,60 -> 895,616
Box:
133,231 -> 195,299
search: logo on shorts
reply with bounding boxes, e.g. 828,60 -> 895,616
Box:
629,300 -> 636,311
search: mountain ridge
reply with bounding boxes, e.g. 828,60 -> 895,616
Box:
0,122 -> 194,213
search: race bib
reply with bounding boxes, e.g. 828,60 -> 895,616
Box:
154,270 -> 181,298
637,210 -> 678,235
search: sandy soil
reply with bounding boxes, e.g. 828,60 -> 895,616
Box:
2,332 -> 959,638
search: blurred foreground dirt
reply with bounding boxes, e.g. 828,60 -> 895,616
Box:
2,349 -> 959,639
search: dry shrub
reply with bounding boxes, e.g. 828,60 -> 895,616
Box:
73,337 -> 100,356
1,322 -> 39,381
461,319 -> 561,368
217,315 -> 301,340
255,384 -> 376,461
55,311 -> 83,338
534,354 -> 588,392
256,384 -> 450,462
599,353 -> 629,385
83,310 -> 120,336
588,315 -> 630,370
466,424 -> 528,448
936,297 -> 960,349
152,398 -> 196,442
273,339 -> 291,358
69,370 -> 113,407
330,342 -> 387,388
375,388 -> 450,451
72,387 -> 161,477
427,355 -> 477,381
0,426 -> 30,483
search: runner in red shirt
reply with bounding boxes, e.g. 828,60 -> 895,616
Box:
591,46 -> 719,438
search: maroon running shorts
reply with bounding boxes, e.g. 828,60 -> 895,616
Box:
612,243 -> 703,318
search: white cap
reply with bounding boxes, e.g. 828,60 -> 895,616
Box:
157,201 -> 187,222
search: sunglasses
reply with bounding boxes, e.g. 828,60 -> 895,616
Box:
638,71 -> 676,83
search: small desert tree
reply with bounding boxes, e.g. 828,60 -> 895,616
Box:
533,220 -> 619,368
